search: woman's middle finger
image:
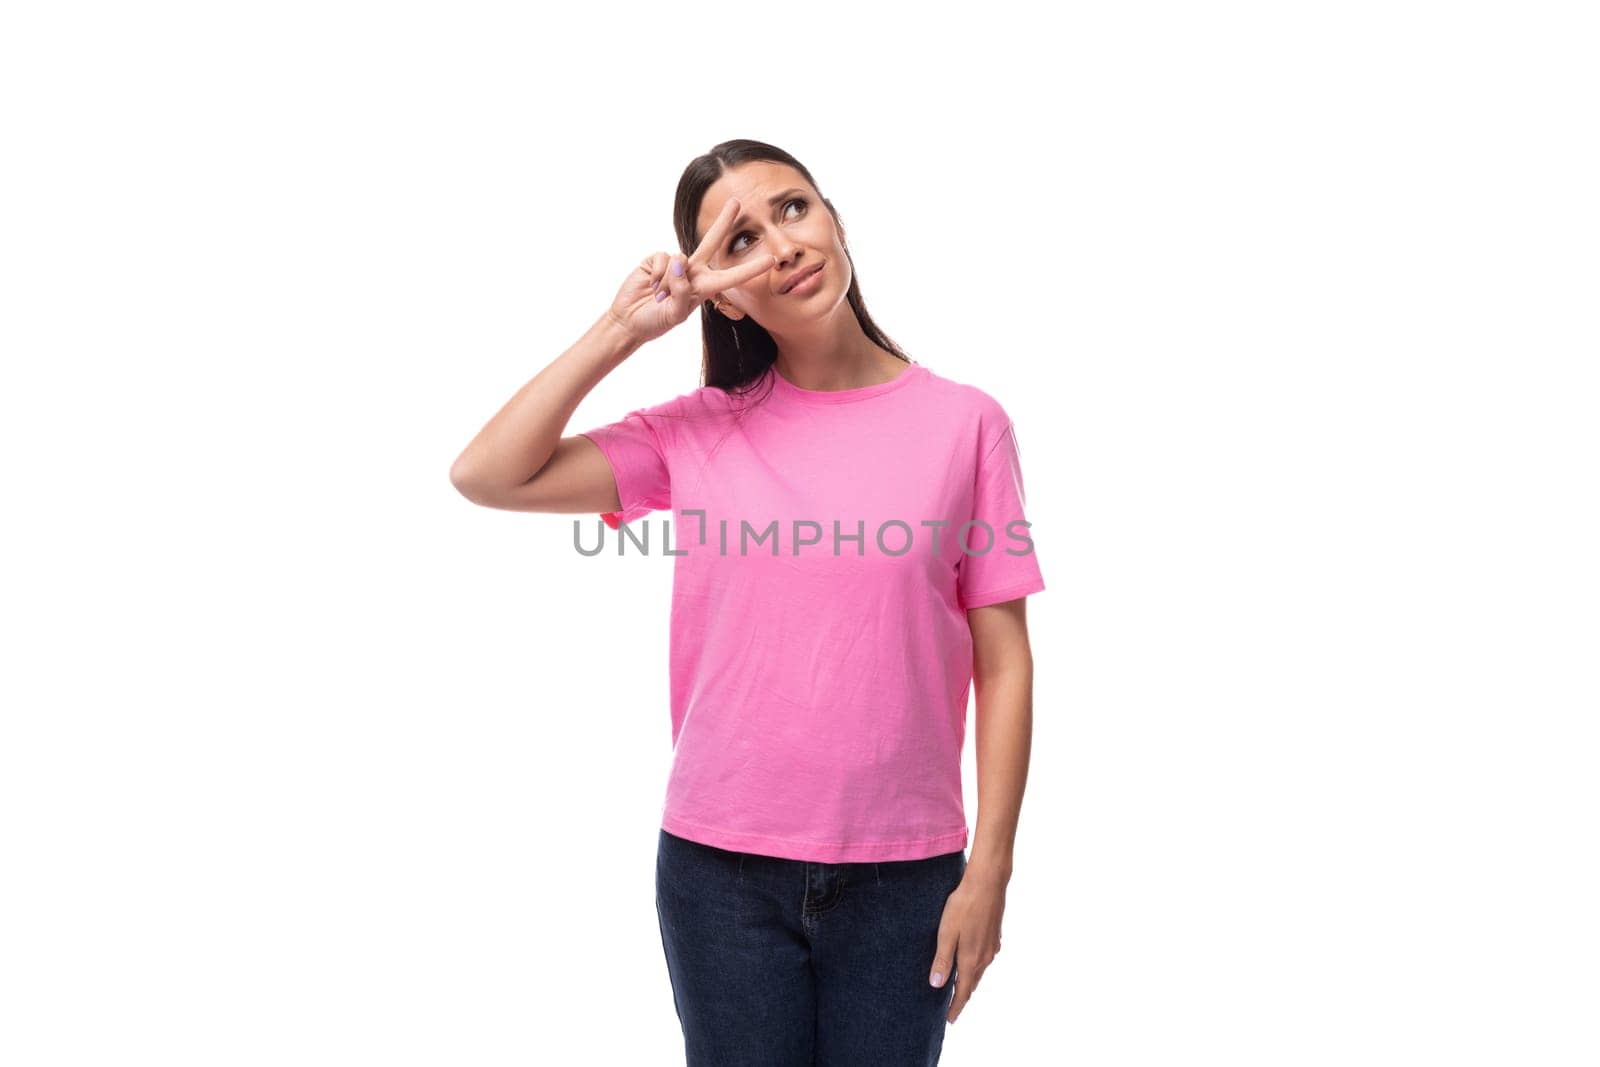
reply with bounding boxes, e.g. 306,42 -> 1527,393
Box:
690,197 -> 741,268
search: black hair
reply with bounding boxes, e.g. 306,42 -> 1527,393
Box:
672,138 -> 912,401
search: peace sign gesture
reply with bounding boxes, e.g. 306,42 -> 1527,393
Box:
607,197 -> 778,347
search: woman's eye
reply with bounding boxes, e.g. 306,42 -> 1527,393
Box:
729,198 -> 807,253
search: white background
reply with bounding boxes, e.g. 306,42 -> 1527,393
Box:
3,1 -> 1596,1064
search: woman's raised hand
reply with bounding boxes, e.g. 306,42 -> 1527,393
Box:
606,197 -> 778,347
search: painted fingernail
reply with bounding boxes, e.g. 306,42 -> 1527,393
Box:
930,971 -> 943,987
652,279 -> 659,290
655,290 -> 668,302
673,260 -> 684,277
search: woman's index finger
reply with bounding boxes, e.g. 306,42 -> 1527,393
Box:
709,252 -> 777,292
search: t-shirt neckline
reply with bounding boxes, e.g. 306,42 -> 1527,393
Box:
767,359 -> 925,405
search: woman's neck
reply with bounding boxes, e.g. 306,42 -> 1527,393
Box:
772,341 -> 905,392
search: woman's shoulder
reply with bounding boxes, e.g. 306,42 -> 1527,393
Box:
620,377 -> 739,416
914,363 -> 1016,439
611,379 -> 751,450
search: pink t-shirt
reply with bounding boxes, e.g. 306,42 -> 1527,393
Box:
578,359 -> 1045,862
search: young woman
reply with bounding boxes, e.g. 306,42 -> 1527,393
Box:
450,139 -> 1045,1065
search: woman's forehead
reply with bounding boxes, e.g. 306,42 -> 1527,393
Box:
697,162 -> 808,233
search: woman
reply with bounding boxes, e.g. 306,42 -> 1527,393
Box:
450,139 -> 1044,1065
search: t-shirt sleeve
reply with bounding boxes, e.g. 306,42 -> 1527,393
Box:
956,419 -> 1047,609
577,405 -> 672,530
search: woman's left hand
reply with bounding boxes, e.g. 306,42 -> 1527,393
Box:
929,867 -> 1007,1024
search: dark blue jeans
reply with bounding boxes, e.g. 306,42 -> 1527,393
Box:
654,827 -> 967,1066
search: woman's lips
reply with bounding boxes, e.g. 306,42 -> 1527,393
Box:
783,263 -> 825,295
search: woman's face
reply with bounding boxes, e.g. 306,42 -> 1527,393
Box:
696,160 -> 850,324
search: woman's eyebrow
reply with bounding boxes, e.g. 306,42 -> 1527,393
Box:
730,188 -> 807,231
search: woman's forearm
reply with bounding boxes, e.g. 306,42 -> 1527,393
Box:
449,310 -> 641,495
967,665 -> 1033,884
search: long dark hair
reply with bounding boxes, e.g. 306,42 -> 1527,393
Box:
673,139 -> 911,400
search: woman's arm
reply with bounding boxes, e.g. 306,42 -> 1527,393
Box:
967,596 -> 1035,884
448,311 -> 640,513
450,207 -> 777,514
929,596 -> 1035,1022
